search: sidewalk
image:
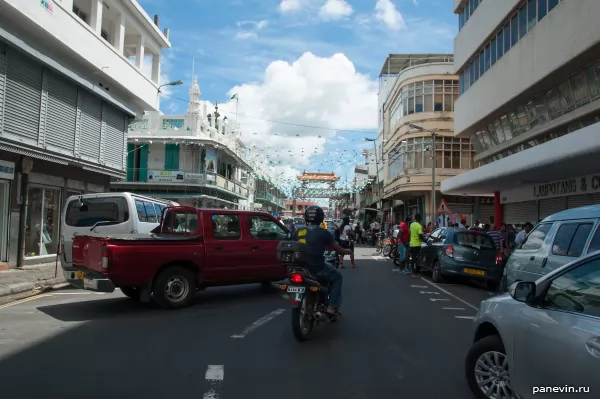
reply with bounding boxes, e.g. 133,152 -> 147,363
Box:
0,262 -> 68,300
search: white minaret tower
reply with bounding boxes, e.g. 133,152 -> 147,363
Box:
186,58 -> 202,133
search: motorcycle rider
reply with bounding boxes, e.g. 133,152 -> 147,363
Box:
295,205 -> 351,315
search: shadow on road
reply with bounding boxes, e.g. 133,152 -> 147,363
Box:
37,283 -> 283,322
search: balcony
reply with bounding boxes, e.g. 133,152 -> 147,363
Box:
255,191 -> 286,209
111,169 -> 248,199
0,0 -> 171,113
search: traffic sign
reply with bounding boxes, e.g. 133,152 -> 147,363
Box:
437,199 -> 451,214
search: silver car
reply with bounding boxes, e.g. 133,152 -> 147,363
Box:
465,251 -> 600,399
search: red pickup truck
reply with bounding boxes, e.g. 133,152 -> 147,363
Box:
70,207 -> 289,309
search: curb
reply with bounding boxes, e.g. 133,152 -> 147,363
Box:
0,277 -> 68,299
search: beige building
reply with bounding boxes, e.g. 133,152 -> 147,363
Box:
379,54 -> 477,225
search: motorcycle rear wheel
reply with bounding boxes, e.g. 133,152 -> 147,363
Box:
382,244 -> 392,257
291,297 -> 314,342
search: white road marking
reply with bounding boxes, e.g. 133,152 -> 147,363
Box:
203,365 -> 224,399
0,294 -> 50,310
371,256 -> 388,262
411,285 -> 428,288
230,308 -> 286,339
419,291 -> 440,295
442,307 -> 466,311
454,316 -> 475,320
51,292 -> 92,295
420,277 -> 479,311
429,298 -> 450,302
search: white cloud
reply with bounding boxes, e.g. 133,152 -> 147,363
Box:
215,52 -> 377,183
279,0 -> 302,13
375,0 -> 405,30
319,0 -> 353,21
413,0 -> 418,4
235,31 -> 257,40
235,20 -> 268,40
256,20 -> 269,29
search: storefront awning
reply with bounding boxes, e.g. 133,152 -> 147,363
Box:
441,123 -> 600,195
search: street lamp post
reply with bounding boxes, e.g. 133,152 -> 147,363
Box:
409,123 -> 437,226
364,137 -> 381,221
156,80 -> 184,108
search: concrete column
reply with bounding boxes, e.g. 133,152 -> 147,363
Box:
90,0 -> 103,35
151,53 -> 161,84
113,12 -> 125,54
494,191 -> 503,227
135,35 -> 145,70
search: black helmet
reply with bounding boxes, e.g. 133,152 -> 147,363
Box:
304,205 -> 325,226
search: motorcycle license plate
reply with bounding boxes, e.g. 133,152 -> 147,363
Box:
287,286 -> 305,294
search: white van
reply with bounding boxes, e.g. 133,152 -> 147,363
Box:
59,192 -> 177,270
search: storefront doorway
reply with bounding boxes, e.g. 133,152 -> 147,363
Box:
25,186 -> 61,258
0,180 -> 9,261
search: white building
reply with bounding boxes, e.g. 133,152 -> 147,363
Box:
0,0 -> 170,267
112,77 -> 286,213
442,0 -> 600,225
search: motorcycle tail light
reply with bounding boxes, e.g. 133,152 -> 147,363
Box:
289,273 -> 303,284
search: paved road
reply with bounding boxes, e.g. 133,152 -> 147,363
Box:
0,246 -> 495,399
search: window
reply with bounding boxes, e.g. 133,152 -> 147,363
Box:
212,214 -> 241,239
162,209 -> 198,234
455,232 -> 495,250
552,223 -> 594,257
496,31 -> 504,60
490,37 -> 497,66
503,23 -> 511,53
65,197 -> 129,227
542,257 -> 600,317
249,215 -> 287,240
518,5 -> 527,40
538,0 -> 547,19
521,223 -> 552,250
510,15 -> 519,47
588,226 -> 600,254
484,45 -> 490,72
548,0 -> 559,11
144,202 -> 159,223
135,200 -> 148,222
527,0 -> 537,31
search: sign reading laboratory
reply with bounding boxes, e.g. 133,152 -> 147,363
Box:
501,173 -> 600,204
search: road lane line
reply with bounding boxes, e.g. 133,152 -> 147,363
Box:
419,291 -> 440,295
442,307 -> 466,311
420,277 -> 479,311
429,298 -> 450,302
203,365 -> 224,399
230,308 -> 286,339
454,316 -> 475,320
51,292 -> 93,295
411,285 -> 428,288
0,294 -> 50,310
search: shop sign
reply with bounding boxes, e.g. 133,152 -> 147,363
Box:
501,173 -> 600,204
40,0 -> 54,14
0,160 -> 15,180
147,170 -> 184,182
184,173 -> 205,183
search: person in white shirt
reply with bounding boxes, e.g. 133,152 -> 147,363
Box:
515,222 -> 533,245
370,220 -> 380,232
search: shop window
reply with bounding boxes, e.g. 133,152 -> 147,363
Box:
25,187 -> 61,257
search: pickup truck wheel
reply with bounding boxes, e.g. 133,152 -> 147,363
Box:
153,267 -> 196,309
120,287 -> 141,301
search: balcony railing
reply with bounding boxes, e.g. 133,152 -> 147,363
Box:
255,191 -> 286,208
111,169 -> 248,198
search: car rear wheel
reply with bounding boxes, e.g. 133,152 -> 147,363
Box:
432,260 -> 444,283
120,286 -> 141,301
153,266 -> 196,309
465,335 -> 519,399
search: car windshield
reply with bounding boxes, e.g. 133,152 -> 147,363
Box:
455,231 -> 495,250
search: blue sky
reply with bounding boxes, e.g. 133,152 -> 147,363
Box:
139,0 -> 456,196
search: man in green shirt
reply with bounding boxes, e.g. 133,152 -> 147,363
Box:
409,213 -> 425,277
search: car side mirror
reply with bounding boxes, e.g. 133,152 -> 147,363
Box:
509,281 -> 536,303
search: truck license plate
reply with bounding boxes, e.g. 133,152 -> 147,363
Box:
287,286 -> 305,293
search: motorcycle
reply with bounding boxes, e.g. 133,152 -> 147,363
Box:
277,241 -> 339,342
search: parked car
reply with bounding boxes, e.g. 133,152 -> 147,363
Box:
69,207 -> 289,309
418,227 -> 504,290
465,250 -> 600,399
503,204 -> 600,290
60,192 -> 176,282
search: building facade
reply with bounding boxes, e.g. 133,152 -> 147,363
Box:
442,0 -> 600,225
379,54 -> 476,226
0,0 -> 170,267
112,77 -> 286,213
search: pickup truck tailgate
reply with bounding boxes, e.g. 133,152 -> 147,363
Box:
71,234 -> 109,273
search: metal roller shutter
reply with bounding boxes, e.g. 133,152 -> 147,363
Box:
567,193 -> 600,208
4,48 -> 42,141
539,197 -> 567,220
79,90 -> 102,160
504,201 -> 538,225
103,104 -> 125,168
446,203 -> 474,216
479,205 -> 494,224
45,70 -> 77,152
0,43 -> 6,130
